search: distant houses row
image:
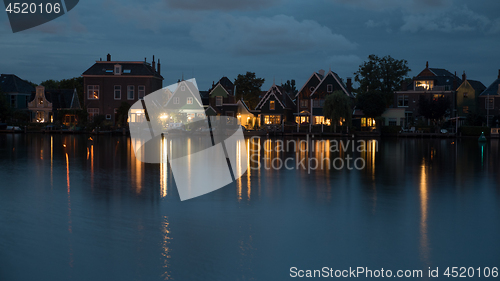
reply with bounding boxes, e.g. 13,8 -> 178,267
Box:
1,53 -> 499,129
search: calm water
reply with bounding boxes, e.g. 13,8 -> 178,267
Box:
0,134 -> 499,280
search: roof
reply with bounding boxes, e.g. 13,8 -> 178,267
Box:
467,80 -> 486,93
81,61 -> 163,79
0,74 -> 35,94
256,84 -> 295,110
480,78 -> 500,96
415,66 -> 462,88
310,70 -> 352,98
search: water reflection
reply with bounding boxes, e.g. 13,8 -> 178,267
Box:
419,158 -> 430,265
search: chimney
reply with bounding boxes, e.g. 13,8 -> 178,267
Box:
498,69 -> 500,79
426,61 -> 429,69
346,77 -> 352,94
157,59 -> 161,75
462,71 -> 466,82
318,69 -> 325,77
106,53 -> 111,61
152,55 -> 155,72
100,58 -> 102,61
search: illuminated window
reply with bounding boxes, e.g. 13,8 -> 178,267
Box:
127,85 -> 134,100
270,100 -> 275,110
114,85 -> 121,100
138,86 -> 145,99
433,94 -> 444,101
415,80 -> 434,90
361,118 -> 375,127
264,115 -> 280,124
187,97 -> 193,104
38,97 -> 43,105
87,85 -> 99,100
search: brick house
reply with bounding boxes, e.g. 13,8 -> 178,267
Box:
393,62 -> 462,126
82,54 -> 163,124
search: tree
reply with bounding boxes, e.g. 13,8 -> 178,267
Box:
281,80 -> 298,97
41,77 -> 84,107
418,96 -> 451,123
116,102 -> 131,128
323,90 -> 352,133
465,111 -> 485,126
234,72 -> 265,110
356,91 -> 387,118
354,54 -> 410,107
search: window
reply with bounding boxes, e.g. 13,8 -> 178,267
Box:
432,94 -> 444,101
309,86 -> 315,92
463,106 -> 469,114
123,69 -> 131,74
270,100 -> 275,110
415,80 -> 434,90
463,92 -> 468,98
138,86 -> 145,99
300,100 -> 308,108
106,114 -> 112,120
398,95 -> 409,107
173,97 -> 179,104
127,85 -> 134,100
114,85 -> 121,100
327,84 -> 333,93
10,95 -> 16,108
361,118 -> 375,127
87,108 -> 99,121
216,96 -> 222,106
486,97 -> 494,109
187,97 -> 193,104
114,64 -> 121,75
38,97 -> 43,105
388,118 -> 397,126
181,85 -> 186,91
87,85 -> 99,100
264,115 -> 280,125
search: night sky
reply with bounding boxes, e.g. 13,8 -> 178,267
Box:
1,0 -> 499,90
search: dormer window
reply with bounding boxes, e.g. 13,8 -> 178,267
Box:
114,64 -> 122,75
270,100 -> 275,110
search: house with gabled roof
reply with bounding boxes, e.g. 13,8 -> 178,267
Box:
478,70 -> 500,126
0,74 -> 35,115
255,82 -> 295,125
164,79 -> 205,123
456,72 -> 486,117
295,69 -> 353,127
82,53 -> 163,124
394,61 -> 462,126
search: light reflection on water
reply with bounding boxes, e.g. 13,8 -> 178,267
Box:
0,134 -> 499,281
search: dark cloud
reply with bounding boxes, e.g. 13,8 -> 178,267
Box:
165,0 -> 280,11
190,14 -> 357,55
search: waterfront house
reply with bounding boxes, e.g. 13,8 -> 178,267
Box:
456,72 -> 486,117
393,62 -> 462,126
82,54 -> 163,124
27,85 -> 81,125
0,74 -> 35,119
295,69 -> 353,127
255,82 -> 295,125
478,70 -> 500,126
